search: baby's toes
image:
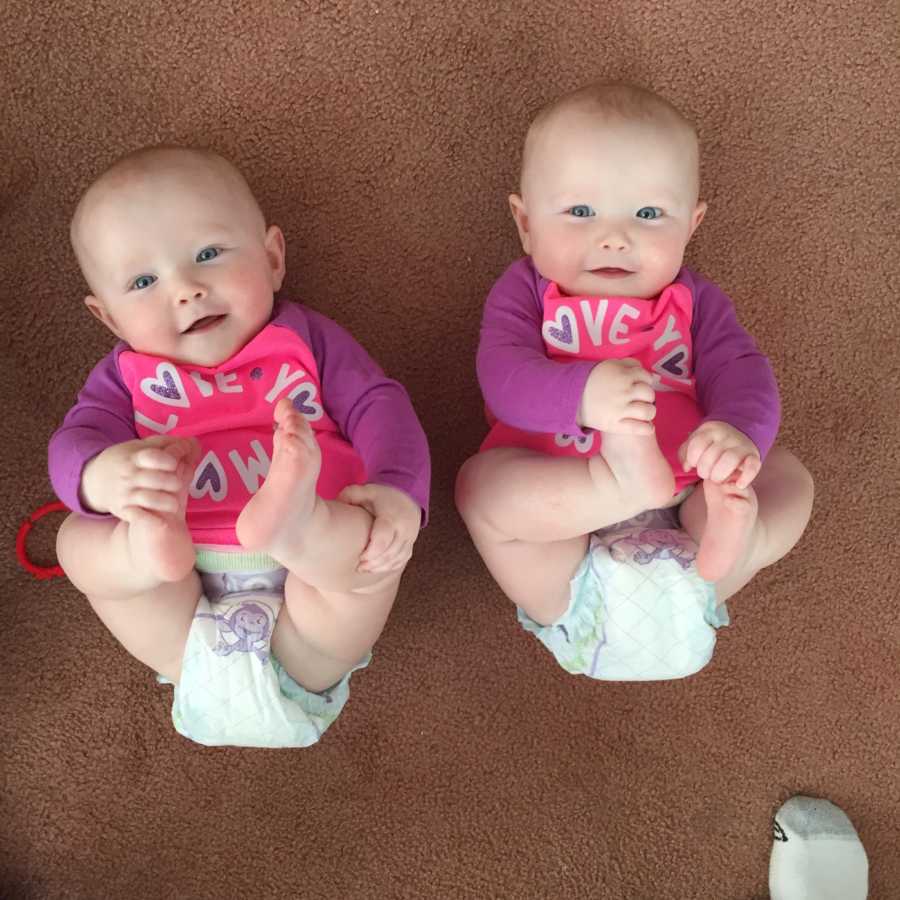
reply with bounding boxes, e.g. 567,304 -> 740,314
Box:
275,397 -> 310,430
275,402 -> 307,436
279,410 -> 304,437
276,417 -> 318,461
274,419 -> 302,452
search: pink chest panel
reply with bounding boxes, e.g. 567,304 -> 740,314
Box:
481,282 -> 704,491
541,281 -> 696,383
119,324 -> 365,545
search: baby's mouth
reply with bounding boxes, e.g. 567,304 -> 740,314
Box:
592,267 -> 634,277
184,314 -> 226,334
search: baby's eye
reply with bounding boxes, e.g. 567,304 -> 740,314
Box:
197,246 -> 220,262
636,207 -> 663,220
131,274 -> 156,291
567,204 -> 595,218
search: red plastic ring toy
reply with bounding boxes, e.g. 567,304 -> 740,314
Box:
16,501 -> 67,580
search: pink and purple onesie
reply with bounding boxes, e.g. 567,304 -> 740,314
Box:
478,259 -> 781,682
477,258 -> 781,482
49,301 -> 431,545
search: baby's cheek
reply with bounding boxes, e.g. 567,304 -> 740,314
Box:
536,234 -> 580,283
645,237 -> 686,284
133,312 -> 176,349
230,266 -> 261,293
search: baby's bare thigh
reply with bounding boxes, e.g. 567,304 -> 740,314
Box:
507,537 -> 589,624
58,514 -> 200,680
86,574 -> 201,682
458,449 -> 603,543
271,572 -> 400,693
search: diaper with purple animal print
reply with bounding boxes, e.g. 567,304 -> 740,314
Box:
517,508 -> 729,681
157,549 -> 369,748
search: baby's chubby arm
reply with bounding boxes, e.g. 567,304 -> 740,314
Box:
49,347 -> 150,516
48,351 -> 201,522
296,305 -> 430,571
477,260 -> 597,436
687,271 -> 781,459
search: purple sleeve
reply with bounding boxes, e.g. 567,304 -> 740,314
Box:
48,346 -> 137,516
683,269 -> 781,458
274,303 -> 431,524
476,258 -> 597,435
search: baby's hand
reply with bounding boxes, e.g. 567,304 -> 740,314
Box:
678,421 -> 761,489
578,359 -> 657,435
80,435 -> 200,523
337,483 -> 421,574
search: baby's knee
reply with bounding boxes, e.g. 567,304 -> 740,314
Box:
454,454 -> 486,520
771,447 -> 815,516
795,457 -> 815,509
55,513 -> 95,582
790,461 -> 815,540
794,466 -> 815,534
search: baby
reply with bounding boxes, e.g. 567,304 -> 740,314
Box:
50,146 -> 430,746
456,83 -> 814,647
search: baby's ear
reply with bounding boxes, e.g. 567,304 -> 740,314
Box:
264,225 -> 287,291
84,295 -> 123,339
509,194 -> 532,253
690,201 -> 708,237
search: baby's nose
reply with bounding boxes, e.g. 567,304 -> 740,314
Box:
177,285 -> 207,304
599,232 -> 629,251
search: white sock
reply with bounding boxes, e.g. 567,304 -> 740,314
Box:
769,795 -> 869,900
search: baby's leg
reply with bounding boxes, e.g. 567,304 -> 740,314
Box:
455,434 -> 676,625
684,479 -> 760,583
236,401 -> 402,692
679,447 -> 814,602
56,511 -> 201,681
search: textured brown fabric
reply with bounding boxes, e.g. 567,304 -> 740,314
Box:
2,2 -> 898,898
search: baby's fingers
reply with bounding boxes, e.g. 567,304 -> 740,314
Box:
628,382 -> 656,404
694,442 -> 727,480
175,457 -> 197,487
123,488 -> 181,516
709,448 -> 743,484
361,540 -> 412,574
133,446 -> 183,472
735,455 -> 762,490
135,436 -> 199,470
338,484 -> 376,515
131,467 -> 184,494
681,431 -> 715,472
358,519 -> 397,571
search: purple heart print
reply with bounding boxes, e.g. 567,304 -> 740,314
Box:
291,390 -> 318,416
196,461 -> 221,494
660,351 -> 686,377
150,370 -> 182,402
548,317 -> 573,345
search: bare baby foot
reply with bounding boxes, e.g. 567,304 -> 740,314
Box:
127,507 -> 196,582
596,431 -> 676,512
696,478 -> 759,582
236,398 -> 322,555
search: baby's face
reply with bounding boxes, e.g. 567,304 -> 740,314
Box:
75,157 -> 284,367
511,113 -> 706,299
